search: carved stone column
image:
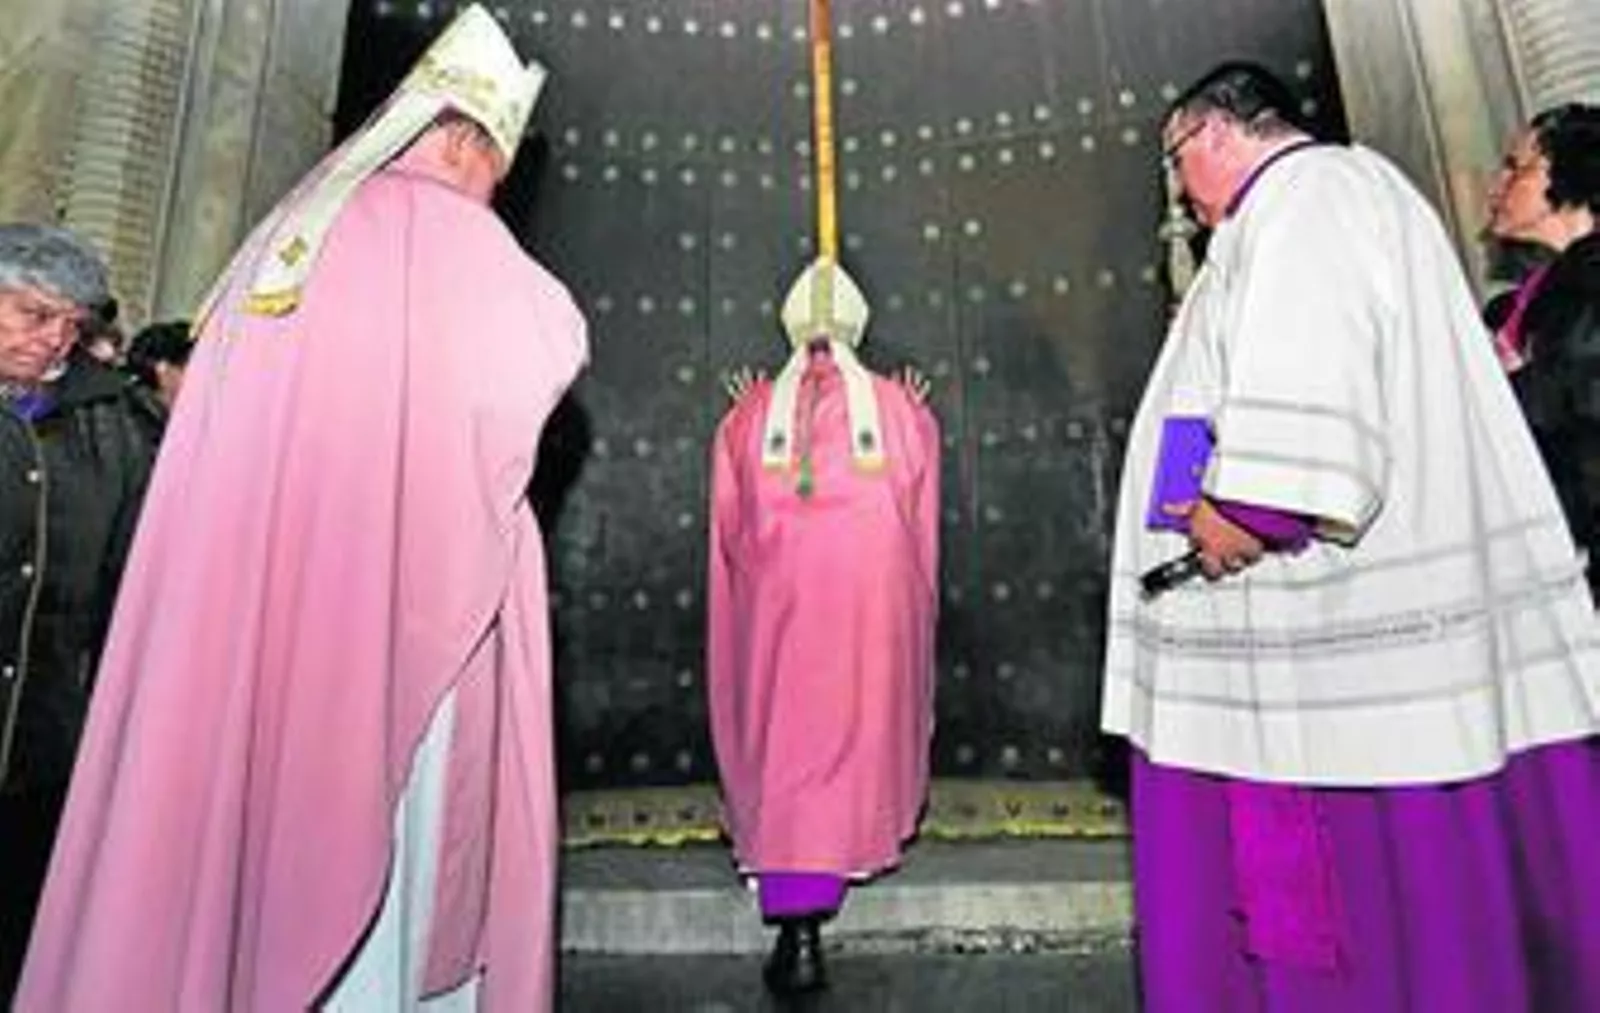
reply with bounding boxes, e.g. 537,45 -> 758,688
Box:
0,0 -> 349,325
2,0 -> 210,323
151,0 -> 352,320
0,0 -> 94,224
1498,0 -> 1600,110
61,0 -> 194,324
1322,0 -> 1600,289
1320,0 -> 1523,287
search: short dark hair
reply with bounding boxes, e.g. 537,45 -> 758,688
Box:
1168,61 -> 1307,139
81,296 -> 121,347
1530,103 -> 1600,216
125,320 -> 192,389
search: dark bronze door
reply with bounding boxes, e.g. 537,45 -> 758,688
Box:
336,0 -> 1346,796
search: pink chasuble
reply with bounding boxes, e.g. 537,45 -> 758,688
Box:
16,167 -> 587,1012
708,359 -> 940,875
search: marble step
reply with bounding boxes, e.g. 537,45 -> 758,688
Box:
559,838 -> 1133,956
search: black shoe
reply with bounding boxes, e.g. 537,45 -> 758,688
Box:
762,917 -> 828,996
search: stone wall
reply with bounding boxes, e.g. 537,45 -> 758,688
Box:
0,0 -> 350,326
1321,0 -> 1523,288
0,1 -> 96,224
151,0 -> 351,321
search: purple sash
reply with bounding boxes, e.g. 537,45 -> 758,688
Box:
1226,781 -> 1346,969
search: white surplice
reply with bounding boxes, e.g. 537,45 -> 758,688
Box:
1103,144 -> 1600,786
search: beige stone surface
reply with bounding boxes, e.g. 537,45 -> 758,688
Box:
153,0 -> 352,320
0,0 -> 92,223
1322,0 -> 1521,289
0,0 -> 350,324
1324,0 -> 1600,289
1499,0 -> 1600,110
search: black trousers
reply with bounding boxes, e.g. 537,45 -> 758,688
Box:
0,786 -> 66,1004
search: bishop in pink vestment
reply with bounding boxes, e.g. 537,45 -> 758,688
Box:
16,8 -> 586,1011
707,262 -> 940,994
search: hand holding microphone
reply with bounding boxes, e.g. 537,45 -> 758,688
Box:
1140,499 -> 1271,600
1138,417 -> 1314,600
1140,548 -> 1205,599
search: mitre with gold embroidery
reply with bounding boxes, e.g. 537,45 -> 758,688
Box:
199,3 -> 546,323
760,258 -> 886,475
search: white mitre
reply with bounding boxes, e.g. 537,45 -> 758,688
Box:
761,258 -> 885,473
200,4 -> 547,322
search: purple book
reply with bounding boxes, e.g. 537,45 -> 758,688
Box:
1145,415 -> 1311,550
1145,416 -> 1212,533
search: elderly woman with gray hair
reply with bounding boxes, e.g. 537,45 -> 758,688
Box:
0,223 -> 160,1002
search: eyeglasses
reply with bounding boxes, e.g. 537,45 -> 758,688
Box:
1161,119 -> 1206,172
1497,154 -> 1544,179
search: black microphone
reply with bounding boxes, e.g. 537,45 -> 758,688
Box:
1140,549 -> 1204,600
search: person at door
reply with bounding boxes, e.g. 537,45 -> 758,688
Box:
0,225 -> 161,1005
15,6 -> 586,1011
707,260 -> 940,997
1483,102 -> 1600,586
1105,62 -> 1600,1012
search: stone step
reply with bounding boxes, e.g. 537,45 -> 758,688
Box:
560,947 -> 1140,1012
559,839 -> 1133,956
